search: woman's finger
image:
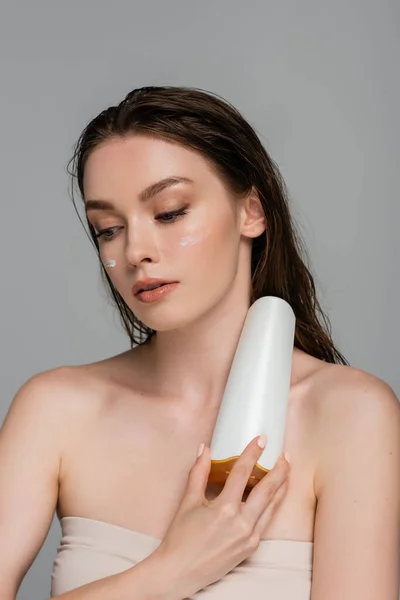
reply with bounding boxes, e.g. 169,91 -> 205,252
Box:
242,453 -> 290,524
216,435 -> 268,507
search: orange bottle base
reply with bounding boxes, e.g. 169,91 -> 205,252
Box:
209,457 -> 270,490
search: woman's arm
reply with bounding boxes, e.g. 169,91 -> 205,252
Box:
310,370 -> 400,600
0,372 -> 62,599
0,371 -> 184,600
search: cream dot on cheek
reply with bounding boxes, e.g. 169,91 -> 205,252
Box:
178,233 -> 204,247
102,259 -> 116,268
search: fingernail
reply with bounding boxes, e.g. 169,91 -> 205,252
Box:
197,443 -> 205,457
257,434 -> 267,449
284,451 -> 291,464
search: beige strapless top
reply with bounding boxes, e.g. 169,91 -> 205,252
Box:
50,517 -> 313,598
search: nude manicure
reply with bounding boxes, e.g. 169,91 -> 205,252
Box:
257,434 -> 267,449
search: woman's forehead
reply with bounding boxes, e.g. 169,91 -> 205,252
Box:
83,136 -> 223,201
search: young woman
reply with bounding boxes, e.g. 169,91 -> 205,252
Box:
0,86 -> 399,600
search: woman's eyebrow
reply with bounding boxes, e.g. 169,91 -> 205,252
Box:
85,176 -> 194,212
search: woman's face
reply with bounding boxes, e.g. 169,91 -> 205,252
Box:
83,134 -> 262,332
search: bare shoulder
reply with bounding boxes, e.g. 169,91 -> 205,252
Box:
308,362 -> 400,497
12,364 -> 99,408
6,366 -> 82,422
5,360 -> 117,440
6,346 -> 143,432
310,362 -> 399,432
305,362 -> 399,424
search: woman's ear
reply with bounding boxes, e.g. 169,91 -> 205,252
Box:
239,187 -> 267,238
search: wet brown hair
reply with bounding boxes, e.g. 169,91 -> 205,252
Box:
67,85 -> 349,365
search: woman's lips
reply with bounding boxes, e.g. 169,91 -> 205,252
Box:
132,279 -> 176,296
135,282 -> 179,303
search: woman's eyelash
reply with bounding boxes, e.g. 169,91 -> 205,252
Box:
94,207 -> 188,242
94,226 -> 121,241
157,207 -> 188,223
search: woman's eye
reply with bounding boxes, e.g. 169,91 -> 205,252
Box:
157,207 -> 188,223
95,227 -> 121,242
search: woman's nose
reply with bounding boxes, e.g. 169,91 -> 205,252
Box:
125,223 -> 159,267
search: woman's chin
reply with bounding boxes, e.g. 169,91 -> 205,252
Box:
137,312 -> 196,334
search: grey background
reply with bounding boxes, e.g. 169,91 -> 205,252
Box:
0,1 -> 398,598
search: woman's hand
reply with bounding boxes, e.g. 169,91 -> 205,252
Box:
152,435 -> 290,598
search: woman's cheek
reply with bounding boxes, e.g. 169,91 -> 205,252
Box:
101,256 -> 121,287
103,264 -> 127,299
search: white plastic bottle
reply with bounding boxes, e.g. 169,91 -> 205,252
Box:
209,296 -> 296,489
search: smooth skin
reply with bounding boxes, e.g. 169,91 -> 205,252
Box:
0,134 -> 399,599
